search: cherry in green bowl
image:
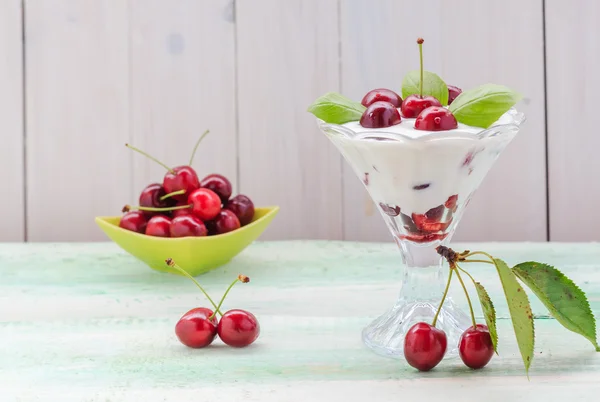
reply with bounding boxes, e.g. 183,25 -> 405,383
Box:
95,206 -> 279,276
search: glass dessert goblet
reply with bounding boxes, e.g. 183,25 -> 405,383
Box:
317,108 -> 526,359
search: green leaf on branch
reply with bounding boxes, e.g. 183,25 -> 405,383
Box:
493,258 -> 535,375
513,262 -> 600,351
474,281 -> 498,354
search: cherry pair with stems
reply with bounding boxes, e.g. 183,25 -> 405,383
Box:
404,247 -> 495,371
167,258 -> 260,349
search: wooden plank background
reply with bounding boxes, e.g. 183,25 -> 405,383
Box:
0,0 -> 596,242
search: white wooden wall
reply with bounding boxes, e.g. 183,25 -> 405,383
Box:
0,0 -> 596,243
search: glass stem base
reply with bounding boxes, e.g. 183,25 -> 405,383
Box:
362,243 -> 471,359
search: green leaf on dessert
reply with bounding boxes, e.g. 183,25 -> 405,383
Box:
307,92 -> 366,124
513,262 -> 600,352
474,281 -> 499,354
401,70 -> 449,106
448,83 -> 522,128
493,258 -> 535,376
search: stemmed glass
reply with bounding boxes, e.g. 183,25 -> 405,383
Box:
317,108 -> 526,358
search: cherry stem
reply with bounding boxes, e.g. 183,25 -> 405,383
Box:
160,189 -> 185,201
454,263 -> 477,328
125,143 -> 175,174
461,251 -> 495,262
125,204 -> 191,212
461,259 -> 494,265
417,37 -> 424,97
432,267 -> 453,327
209,274 -> 249,320
189,129 -> 210,166
165,258 -> 223,316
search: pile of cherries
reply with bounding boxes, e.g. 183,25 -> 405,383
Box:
167,258 -> 259,348
119,132 -> 255,238
359,38 -> 462,131
359,85 -> 461,131
404,321 -> 494,372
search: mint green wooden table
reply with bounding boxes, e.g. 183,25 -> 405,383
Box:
1,241 -> 599,402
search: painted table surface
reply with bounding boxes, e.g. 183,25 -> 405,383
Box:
1,241 -> 599,402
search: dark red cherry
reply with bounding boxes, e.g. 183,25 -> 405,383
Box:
170,215 -> 208,238
458,324 -> 494,369
400,95 -> 442,118
359,101 -> 401,128
225,195 -> 255,226
163,166 -> 200,202
404,322 -> 447,371
213,209 -> 241,235
200,174 -> 233,204
119,211 -> 147,234
447,85 -> 462,105
145,215 -> 172,237
361,88 -> 402,108
139,183 -> 175,217
414,106 -> 458,131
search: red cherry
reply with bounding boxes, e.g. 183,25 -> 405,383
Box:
361,88 -> 402,108
213,210 -> 241,235
175,307 -> 218,348
447,85 -> 462,105
224,195 -> 255,226
459,324 -> 494,369
163,166 -> 200,202
414,106 -> 458,131
139,183 -> 175,216
401,95 -> 442,118
119,211 -> 147,233
217,309 -> 260,348
170,215 -> 208,238
188,188 -> 221,221
359,101 -> 401,128
200,174 -> 233,204
125,144 -> 201,202
403,322 -> 447,371
171,201 -> 192,218
145,215 -> 172,237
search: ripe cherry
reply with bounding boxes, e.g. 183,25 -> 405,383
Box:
224,194 -> 255,226
188,188 -> 222,221
401,95 -> 442,118
414,106 -> 458,131
126,130 -> 210,202
119,211 -> 147,233
139,183 -> 175,216
218,309 -> 260,348
359,101 -> 401,128
200,174 -> 232,204
213,209 -> 241,235
401,38 -> 443,118
145,215 -> 172,237
361,88 -> 402,108
175,307 -> 218,348
163,166 -> 200,202
447,85 -> 462,105
170,215 -> 208,238
171,201 -> 192,218
403,322 -> 447,371
458,324 -> 494,369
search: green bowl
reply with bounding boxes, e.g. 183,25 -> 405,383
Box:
95,206 -> 279,276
